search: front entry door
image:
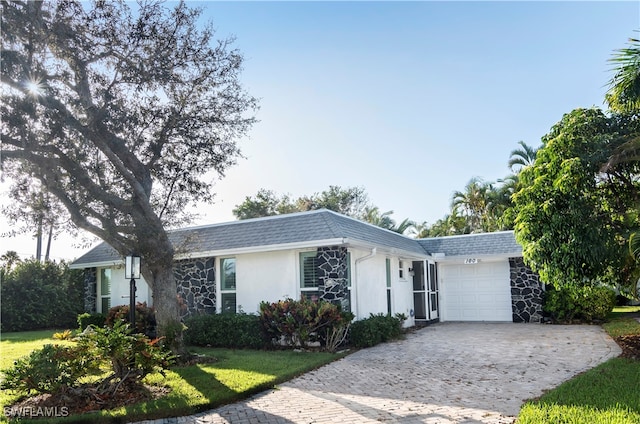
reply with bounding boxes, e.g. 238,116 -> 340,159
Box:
427,261 -> 439,320
412,261 -> 427,321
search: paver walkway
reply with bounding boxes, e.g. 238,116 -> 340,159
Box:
136,322 -> 620,424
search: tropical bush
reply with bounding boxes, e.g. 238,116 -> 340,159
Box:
544,285 -> 616,322
0,343 -> 98,394
183,313 -> 266,349
77,312 -> 107,330
105,302 -> 156,338
0,320 -> 173,398
349,313 -> 406,348
259,297 -> 353,350
0,260 -> 84,332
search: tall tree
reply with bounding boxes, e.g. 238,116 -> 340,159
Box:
508,141 -> 539,173
1,1 -> 257,352
606,36 -> 640,113
360,206 -> 396,230
451,177 -> 494,232
513,108 -> 640,288
605,36 -> 640,168
233,186 -> 370,220
0,251 -> 22,273
1,177 -> 66,261
298,186 -> 370,218
232,189 -> 297,220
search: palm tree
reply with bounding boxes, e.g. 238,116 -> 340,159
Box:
428,210 -> 469,236
508,141 -> 539,173
1,251 -> 21,273
391,218 -> 416,235
606,36 -> 640,113
361,206 -> 396,230
451,177 -> 492,232
605,35 -> 640,269
409,221 -> 430,238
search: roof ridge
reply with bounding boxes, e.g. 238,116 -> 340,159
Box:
418,230 -> 515,241
168,209 -> 329,233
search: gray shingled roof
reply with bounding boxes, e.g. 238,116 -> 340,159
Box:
417,231 -> 522,257
71,209 -> 428,267
71,210 -> 523,267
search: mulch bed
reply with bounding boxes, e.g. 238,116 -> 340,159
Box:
9,383 -> 170,417
615,334 -> 640,360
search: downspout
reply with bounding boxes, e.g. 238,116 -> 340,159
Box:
353,248 -> 377,320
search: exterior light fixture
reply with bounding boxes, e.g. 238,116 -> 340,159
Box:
125,255 -> 141,326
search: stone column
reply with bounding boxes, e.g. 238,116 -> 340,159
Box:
509,257 -> 544,323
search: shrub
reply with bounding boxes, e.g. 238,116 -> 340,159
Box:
349,313 -> 405,348
259,297 -> 353,349
77,312 -> 106,330
0,343 -> 98,395
1,320 -> 173,399
0,260 -> 84,332
77,320 -> 174,390
184,313 -> 266,349
544,285 -> 616,322
105,302 -> 156,338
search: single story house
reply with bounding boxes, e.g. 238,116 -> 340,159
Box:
70,209 -> 544,327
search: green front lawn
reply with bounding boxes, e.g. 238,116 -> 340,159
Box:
0,331 -> 342,423
517,307 -> 640,424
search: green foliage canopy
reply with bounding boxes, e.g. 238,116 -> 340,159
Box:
513,108 -> 640,287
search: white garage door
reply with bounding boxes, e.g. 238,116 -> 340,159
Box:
439,260 -> 512,322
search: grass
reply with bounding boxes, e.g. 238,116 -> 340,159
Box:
517,306 -> 640,424
0,330 -> 343,423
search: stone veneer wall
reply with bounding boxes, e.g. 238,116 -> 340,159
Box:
174,258 -> 216,319
509,257 -> 544,323
84,268 -> 97,313
316,246 -> 350,311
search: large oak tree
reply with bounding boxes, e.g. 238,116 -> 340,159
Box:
1,0 -> 257,351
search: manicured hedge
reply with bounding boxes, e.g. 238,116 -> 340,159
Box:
183,313 -> 267,349
1,260 -> 84,332
349,313 -> 405,348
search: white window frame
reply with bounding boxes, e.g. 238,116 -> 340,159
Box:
299,251 -> 320,300
219,257 -> 237,313
99,268 -> 112,313
398,260 -> 406,280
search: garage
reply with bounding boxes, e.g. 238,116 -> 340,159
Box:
439,260 -> 512,322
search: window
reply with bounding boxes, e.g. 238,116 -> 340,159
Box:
398,260 -> 405,280
300,252 -> 319,300
99,268 -> 111,313
386,258 -> 392,315
220,257 -> 236,313
344,252 -> 352,312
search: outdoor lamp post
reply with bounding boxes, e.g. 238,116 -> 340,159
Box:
125,255 -> 141,327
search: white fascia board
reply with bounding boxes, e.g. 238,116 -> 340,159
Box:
345,239 -> 430,260
434,252 -> 522,264
175,238 -> 348,260
68,260 -> 123,269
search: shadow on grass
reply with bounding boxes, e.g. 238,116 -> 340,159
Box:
169,359 -> 296,423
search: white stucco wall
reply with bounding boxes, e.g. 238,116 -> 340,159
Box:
350,248 -> 416,327
98,266 -> 151,313
234,250 -> 298,313
99,246 -> 420,328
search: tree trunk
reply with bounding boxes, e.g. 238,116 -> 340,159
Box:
44,223 -> 53,262
148,262 -> 187,357
35,214 -> 42,262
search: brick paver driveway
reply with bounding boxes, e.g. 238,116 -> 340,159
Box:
138,322 -> 620,424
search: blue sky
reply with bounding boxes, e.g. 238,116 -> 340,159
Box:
196,1 -> 639,223
2,1 -> 639,260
